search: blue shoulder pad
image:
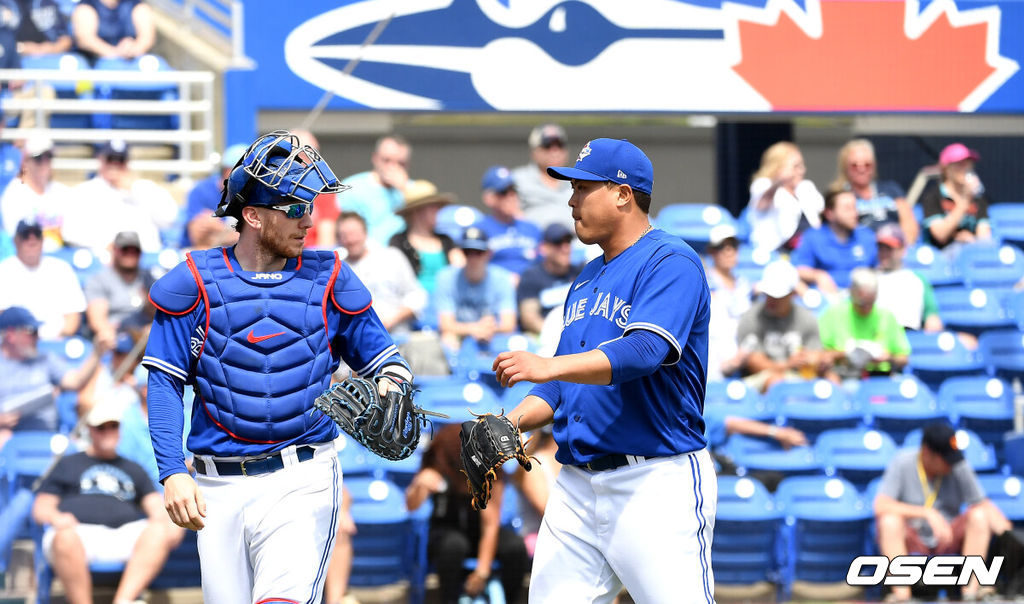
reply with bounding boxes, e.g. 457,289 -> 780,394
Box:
331,256 -> 372,315
149,260 -> 201,315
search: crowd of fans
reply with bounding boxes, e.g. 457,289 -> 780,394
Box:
0,119 -> 1019,603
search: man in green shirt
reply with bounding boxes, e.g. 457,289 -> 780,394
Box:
819,267 -> 910,379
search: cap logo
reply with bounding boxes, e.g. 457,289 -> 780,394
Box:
577,142 -> 592,163
616,169 -> 627,179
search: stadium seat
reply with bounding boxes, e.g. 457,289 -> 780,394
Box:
436,204 -> 483,241
955,243 -> 1024,290
20,52 -> 94,128
905,331 -> 986,391
733,245 -> 778,285
774,476 -> 873,597
713,476 -> 783,589
989,203 -> 1024,250
414,377 -> 500,424
815,428 -> 898,491
337,434 -> 379,478
903,427 -> 998,473
705,380 -> 774,422
1006,433 -> 1024,478
934,287 -> 1016,336
858,375 -> 947,444
978,329 -> 1024,381
941,376 -> 1015,461
766,380 -> 862,441
723,433 -> 822,477
975,474 -> 1024,522
1006,290 -> 1024,330
346,477 -> 414,588
148,530 -> 202,589
92,55 -> 179,130
0,432 -> 62,505
903,245 -> 960,288
654,203 -> 737,254
38,336 -> 94,369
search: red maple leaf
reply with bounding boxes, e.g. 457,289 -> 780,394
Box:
732,1 -> 997,111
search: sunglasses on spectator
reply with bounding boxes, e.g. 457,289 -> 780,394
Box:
270,201 -> 314,219
848,161 -> 874,169
117,246 -> 141,255
540,141 -> 565,150
30,152 -> 53,162
13,326 -> 38,336
92,422 -> 120,431
463,249 -> 488,257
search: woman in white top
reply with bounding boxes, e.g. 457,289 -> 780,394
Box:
745,141 -> 823,252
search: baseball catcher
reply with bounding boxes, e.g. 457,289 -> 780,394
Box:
459,412 -> 535,510
314,375 -> 447,461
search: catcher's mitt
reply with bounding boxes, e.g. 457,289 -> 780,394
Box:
313,376 -> 446,461
459,412 -> 534,510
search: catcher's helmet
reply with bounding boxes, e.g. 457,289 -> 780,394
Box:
214,130 -> 348,219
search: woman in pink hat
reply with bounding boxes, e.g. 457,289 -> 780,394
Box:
919,143 -> 993,249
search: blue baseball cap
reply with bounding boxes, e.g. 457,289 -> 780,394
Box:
481,165 -> 516,192
547,138 -> 653,195
114,332 -> 135,354
0,306 -> 42,330
459,226 -> 490,252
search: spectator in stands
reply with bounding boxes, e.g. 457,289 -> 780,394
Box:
516,223 -> 581,336
341,134 -> 411,245
14,0 -> 72,57
706,224 -> 753,381
406,422 -> 529,604
477,165 -> 542,277
71,0 -> 155,61
819,267 -> 910,379
512,123 -> 573,231
179,143 -> 246,249
0,219 -> 86,339
32,397 -> 184,604
735,260 -> 826,392
287,130 -> 342,249
920,143 -> 993,251
830,138 -> 917,243
323,484 -> 357,604
63,140 -> 179,253
84,231 -> 154,340
874,223 -> 943,333
336,211 -> 426,334
435,226 -> 516,352
745,141 -> 823,253
792,189 -> 878,294
512,426 -> 560,557
874,421 -> 1011,602
1,136 -> 71,251
77,329 -> 138,420
0,0 -> 21,70
389,180 -> 463,294
0,306 -> 110,444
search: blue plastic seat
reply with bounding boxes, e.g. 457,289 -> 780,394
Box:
815,428 -> 898,491
733,245 -> 778,285
904,245 -> 960,288
934,287 -> 1016,336
766,380 -> 862,441
988,203 -> 1024,250
92,55 -> 179,130
415,378 -> 500,425
20,53 -> 93,128
705,379 -> 774,422
1006,290 -> 1024,330
347,477 -> 414,588
436,204 -> 484,241
978,329 -> 1024,381
774,476 -> 873,595
941,376 -> 1014,461
655,203 -> 737,254
956,243 -> 1024,290
713,476 -> 783,586
903,427 -> 997,473
858,375 -> 947,443
975,474 -> 1024,522
723,433 -> 822,477
906,331 -> 986,391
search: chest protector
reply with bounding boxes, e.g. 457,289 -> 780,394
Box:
190,248 -> 338,443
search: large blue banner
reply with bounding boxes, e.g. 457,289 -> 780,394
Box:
243,0 -> 1023,113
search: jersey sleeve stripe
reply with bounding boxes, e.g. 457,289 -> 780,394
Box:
355,344 -> 399,377
624,322 -> 682,365
142,356 -> 188,382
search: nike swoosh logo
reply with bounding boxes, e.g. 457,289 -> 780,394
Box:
247,330 -> 285,344
574,280 -> 590,291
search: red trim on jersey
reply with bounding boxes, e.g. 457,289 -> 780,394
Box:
198,391 -> 283,444
321,251 -> 342,356
220,247 -> 233,272
295,253 -> 303,271
147,262 -> 202,317
330,253 -> 373,315
254,599 -> 300,604
186,252 -> 212,361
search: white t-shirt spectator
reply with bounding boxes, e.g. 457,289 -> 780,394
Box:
1,178 -> 72,250
746,177 -> 823,252
0,255 -> 86,339
62,177 -> 178,252
343,241 -> 427,334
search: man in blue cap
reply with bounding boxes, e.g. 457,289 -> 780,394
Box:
490,138 -> 716,602
516,222 -> 582,336
180,143 -> 248,249
476,165 -> 542,276
0,306 -> 110,443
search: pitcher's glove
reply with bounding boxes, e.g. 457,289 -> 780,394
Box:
459,412 -> 534,510
313,375 -> 446,461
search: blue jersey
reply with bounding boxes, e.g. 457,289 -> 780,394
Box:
143,247 -> 406,466
476,215 -> 542,275
530,229 -> 710,465
790,224 -> 878,289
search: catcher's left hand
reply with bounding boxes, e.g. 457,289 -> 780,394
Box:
313,375 -> 447,461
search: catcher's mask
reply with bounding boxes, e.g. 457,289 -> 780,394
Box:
215,130 -> 349,220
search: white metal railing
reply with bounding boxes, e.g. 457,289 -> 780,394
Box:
0,68 -> 216,181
